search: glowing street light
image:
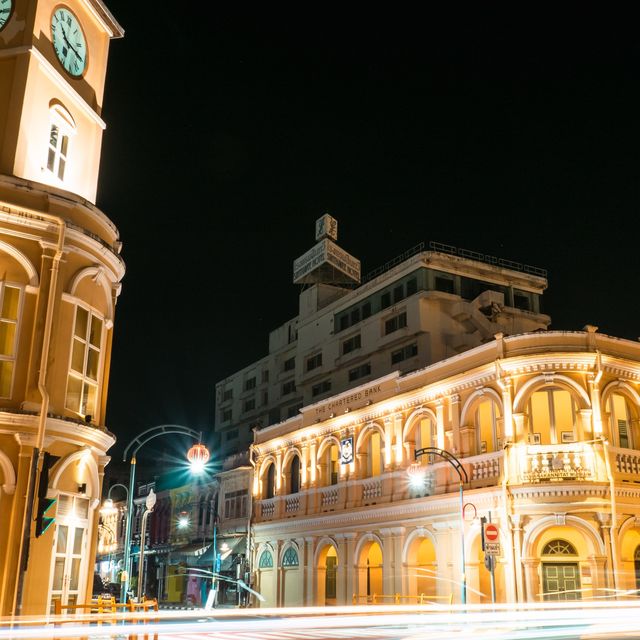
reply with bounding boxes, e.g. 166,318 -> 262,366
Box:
187,443 -> 210,474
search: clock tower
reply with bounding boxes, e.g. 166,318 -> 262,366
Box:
0,0 -> 125,615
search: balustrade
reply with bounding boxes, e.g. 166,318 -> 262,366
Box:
285,494 -> 300,514
362,478 -> 383,501
615,450 -> 640,475
520,444 -> 594,483
320,486 -> 339,508
471,451 -> 502,481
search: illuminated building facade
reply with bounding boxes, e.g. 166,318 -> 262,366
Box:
0,0 -> 124,615
215,214 -> 549,459
251,328 -> 640,604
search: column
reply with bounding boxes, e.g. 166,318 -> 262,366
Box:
393,414 -> 403,468
450,395 -> 461,455
383,417 -> 393,471
309,441 -> 318,487
301,443 -> 309,488
380,527 -> 405,597
522,558 -> 540,602
588,374 -> 603,436
511,514 -> 524,603
596,513 -> 615,590
303,537 -> 315,605
335,535 -> 348,604
500,377 -> 514,440
578,409 -> 592,441
435,399 -> 445,451
344,533 -> 357,604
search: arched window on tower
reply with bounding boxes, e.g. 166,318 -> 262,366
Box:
46,102 -> 76,182
65,304 -> 104,419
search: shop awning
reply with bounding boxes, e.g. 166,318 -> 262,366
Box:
170,541 -> 211,558
197,536 -> 246,570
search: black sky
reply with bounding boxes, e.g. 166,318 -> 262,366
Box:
96,7 -> 640,458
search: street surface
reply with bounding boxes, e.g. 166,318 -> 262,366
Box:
2,602 -> 640,639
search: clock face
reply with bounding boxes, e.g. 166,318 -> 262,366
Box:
51,6 -> 87,77
0,0 -> 12,32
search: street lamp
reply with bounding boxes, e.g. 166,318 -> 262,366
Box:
136,489 -> 157,602
407,447 -> 469,605
120,424 -> 206,603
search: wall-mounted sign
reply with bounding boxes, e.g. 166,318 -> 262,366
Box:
340,437 -> 354,465
293,239 -> 360,285
315,214 -> 338,241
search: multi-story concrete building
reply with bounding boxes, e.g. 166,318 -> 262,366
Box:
0,0 -> 124,615
215,215 -> 550,459
250,327 -> 640,606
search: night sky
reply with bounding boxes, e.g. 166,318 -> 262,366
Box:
96,7 -> 640,461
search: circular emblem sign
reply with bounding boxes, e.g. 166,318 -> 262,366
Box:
485,523 -> 499,542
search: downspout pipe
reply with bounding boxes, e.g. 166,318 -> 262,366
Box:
246,444 -> 256,604
14,214 -> 66,615
602,437 -> 620,595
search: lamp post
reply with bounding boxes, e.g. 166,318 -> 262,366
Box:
407,447 -> 469,605
136,489 -> 157,602
99,483 -> 129,583
120,425 -> 206,603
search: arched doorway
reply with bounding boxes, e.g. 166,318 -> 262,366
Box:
257,548 -> 275,607
281,545 -> 301,606
541,539 -> 581,601
316,543 -> 338,605
405,534 -> 436,601
635,546 -> 640,591
357,539 -> 383,602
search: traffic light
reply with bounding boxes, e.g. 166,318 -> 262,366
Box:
35,452 -> 59,538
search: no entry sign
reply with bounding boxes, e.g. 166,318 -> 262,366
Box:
484,523 -> 499,542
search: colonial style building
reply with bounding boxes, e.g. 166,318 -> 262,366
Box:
215,214 -> 550,459
0,0 -> 124,615
251,327 -> 640,606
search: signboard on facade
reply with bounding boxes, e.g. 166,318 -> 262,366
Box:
293,239 -> 361,284
340,437 -> 354,465
315,214 -> 338,241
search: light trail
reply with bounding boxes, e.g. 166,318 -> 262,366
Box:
2,602 -> 640,640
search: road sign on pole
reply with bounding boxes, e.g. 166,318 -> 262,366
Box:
483,522 -> 500,555
484,522 -> 499,542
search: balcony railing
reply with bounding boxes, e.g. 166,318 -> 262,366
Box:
516,443 -> 598,483
253,443 -> 640,523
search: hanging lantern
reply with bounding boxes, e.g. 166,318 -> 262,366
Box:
187,443 -> 210,473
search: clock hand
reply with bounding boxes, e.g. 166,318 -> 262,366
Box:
61,26 -> 82,59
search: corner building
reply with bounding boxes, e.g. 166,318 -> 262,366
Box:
215,217 -> 550,459
249,244 -> 640,605
0,0 -> 124,614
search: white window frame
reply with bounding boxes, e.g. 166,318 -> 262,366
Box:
0,281 -> 23,399
46,104 -> 76,183
65,303 -> 105,419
